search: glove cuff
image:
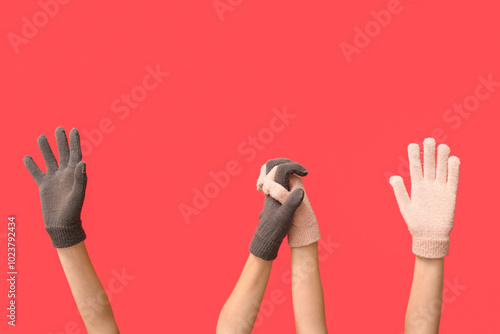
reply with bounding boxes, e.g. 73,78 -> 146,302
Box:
249,232 -> 282,261
288,222 -> 321,247
46,220 -> 87,248
412,237 -> 449,258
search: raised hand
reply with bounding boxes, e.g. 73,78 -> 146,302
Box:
390,138 -> 460,258
24,126 -> 87,248
249,159 -> 306,260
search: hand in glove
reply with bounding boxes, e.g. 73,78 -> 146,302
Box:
257,159 -> 320,247
389,138 -> 460,258
250,159 -> 306,260
24,127 -> 87,248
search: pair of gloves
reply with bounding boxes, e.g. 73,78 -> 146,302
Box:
250,138 -> 461,261
23,128 -> 460,261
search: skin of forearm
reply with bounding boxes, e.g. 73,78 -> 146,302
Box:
291,242 -> 327,334
217,254 -> 272,334
57,242 -> 119,334
405,256 -> 444,334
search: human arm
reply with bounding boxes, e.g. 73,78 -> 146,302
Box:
57,242 -> 119,333
217,159 -> 305,333
389,138 -> 460,333
24,126 -> 119,332
405,256 -> 444,333
291,242 -> 327,334
216,254 -> 272,334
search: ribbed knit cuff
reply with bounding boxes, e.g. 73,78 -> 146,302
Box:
412,237 -> 449,259
288,222 -> 321,247
46,222 -> 87,248
249,233 -> 282,261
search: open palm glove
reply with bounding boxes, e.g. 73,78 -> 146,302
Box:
389,138 -> 460,258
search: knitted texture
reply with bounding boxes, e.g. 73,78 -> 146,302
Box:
249,159 -> 306,260
390,138 -> 460,258
257,163 -> 320,247
24,127 -> 87,248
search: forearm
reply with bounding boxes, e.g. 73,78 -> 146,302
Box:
405,256 -> 444,334
57,242 -> 119,334
217,254 -> 272,334
291,242 -> 327,334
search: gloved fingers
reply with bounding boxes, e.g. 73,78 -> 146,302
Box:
262,179 -> 290,204
288,174 -> 305,191
23,155 -> 44,184
68,128 -> 82,167
436,144 -> 450,183
265,158 -> 292,174
256,164 -> 267,191
278,188 -> 305,219
447,156 -> 460,192
408,143 -> 423,183
55,126 -> 70,169
423,138 -> 436,180
73,161 -> 87,193
258,159 -> 292,190
37,134 -> 58,172
274,162 -> 308,188
389,175 -> 411,212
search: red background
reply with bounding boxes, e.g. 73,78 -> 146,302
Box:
1,0 -> 499,332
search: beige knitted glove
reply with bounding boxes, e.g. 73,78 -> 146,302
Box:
389,138 -> 461,258
257,164 -> 320,247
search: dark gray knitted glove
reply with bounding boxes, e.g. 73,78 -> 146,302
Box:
24,127 -> 87,248
249,159 -> 308,260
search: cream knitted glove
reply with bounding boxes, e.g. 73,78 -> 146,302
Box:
257,161 -> 320,247
389,138 -> 461,258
